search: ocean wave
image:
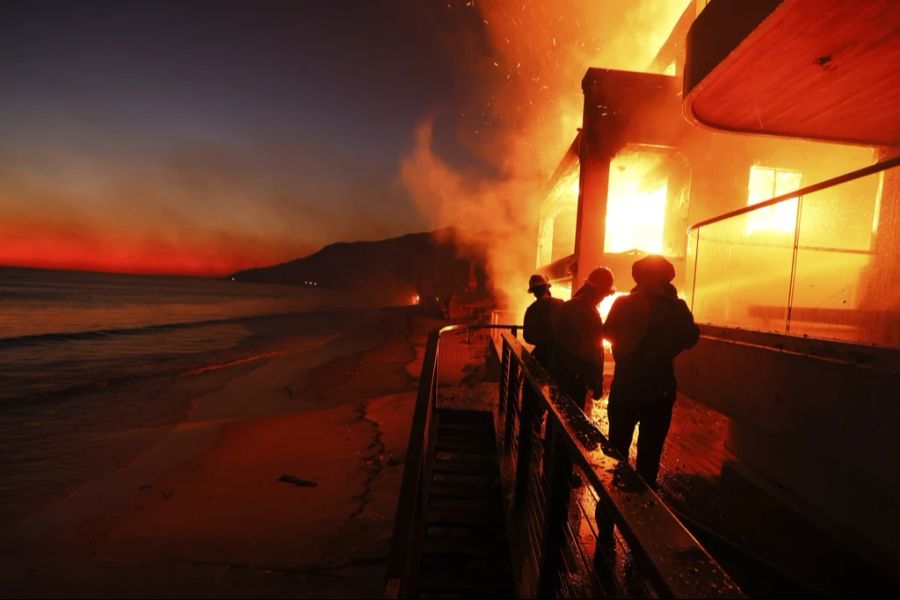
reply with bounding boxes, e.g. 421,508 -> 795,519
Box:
0,373 -> 148,407
0,310 -> 327,348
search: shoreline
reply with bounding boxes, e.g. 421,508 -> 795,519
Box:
0,307 -> 388,524
0,308 -> 443,598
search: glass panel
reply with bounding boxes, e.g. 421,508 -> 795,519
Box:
685,228 -> 699,309
692,210 -> 795,333
746,165 -> 801,234
690,162 -> 900,348
790,169 -> 886,344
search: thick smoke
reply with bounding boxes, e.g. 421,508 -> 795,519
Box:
400,0 -> 690,317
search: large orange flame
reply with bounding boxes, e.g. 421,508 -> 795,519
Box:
402,1 -> 691,318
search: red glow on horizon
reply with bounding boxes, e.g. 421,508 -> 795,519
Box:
0,221 -> 312,277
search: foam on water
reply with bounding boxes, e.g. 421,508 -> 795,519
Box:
0,267 -> 355,521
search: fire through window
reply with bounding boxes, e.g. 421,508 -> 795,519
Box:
604,149 -> 670,254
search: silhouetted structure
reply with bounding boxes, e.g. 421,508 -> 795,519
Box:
231,227 -> 490,307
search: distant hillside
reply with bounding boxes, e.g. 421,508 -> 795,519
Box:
231,227 -> 490,305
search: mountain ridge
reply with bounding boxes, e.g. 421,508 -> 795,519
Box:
231,227 -> 489,304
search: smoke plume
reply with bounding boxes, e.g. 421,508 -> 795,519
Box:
399,0 -> 690,316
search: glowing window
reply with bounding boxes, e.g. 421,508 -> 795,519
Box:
746,165 -> 802,234
604,150 -> 668,254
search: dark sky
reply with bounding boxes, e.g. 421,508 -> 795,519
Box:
0,0 -> 495,274
0,0 -> 688,275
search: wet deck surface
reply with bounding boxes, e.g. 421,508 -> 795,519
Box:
589,390 -> 896,597
433,330 -> 897,596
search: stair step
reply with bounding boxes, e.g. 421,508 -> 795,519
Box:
432,472 -> 498,486
423,535 -> 498,556
425,524 -> 507,542
438,410 -> 492,421
436,427 -> 495,441
426,506 -> 501,526
429,481 -> 499,499
433,459 -> 498,475
437,410 -> 493,423
418,567 -> 513,597
435,450 -> 498,463
429,495 -> 497,511
435,438 -> 496,453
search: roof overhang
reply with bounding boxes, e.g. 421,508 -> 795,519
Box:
683,0 -> 900,147
582,68 -> 687,151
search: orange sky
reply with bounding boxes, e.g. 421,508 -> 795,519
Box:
0,223 -> 309,276
0,0 -> 689,277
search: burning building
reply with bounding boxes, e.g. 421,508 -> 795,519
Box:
533,0 -> 900,577
388,2 -> 900,597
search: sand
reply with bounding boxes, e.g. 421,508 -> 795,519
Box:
0,308 -> 442,598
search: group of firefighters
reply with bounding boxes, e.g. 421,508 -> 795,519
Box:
522,255 -> 699,489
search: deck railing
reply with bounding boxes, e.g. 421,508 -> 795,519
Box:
386,323 -> 742,598
384,323 -> 515,598
685,156 -> 900,348
496,330 -> 741,598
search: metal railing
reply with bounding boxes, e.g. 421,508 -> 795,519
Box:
496,330 -> 742,598
685,156 -> 900,348
384,323 -> 516,598
386,323 -> 743,598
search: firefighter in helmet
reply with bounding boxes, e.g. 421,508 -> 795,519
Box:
552,267 -> 615,410
523,274 -> 564,369
604,255 -> 699,489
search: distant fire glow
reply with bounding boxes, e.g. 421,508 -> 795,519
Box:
604,150 -> 668,254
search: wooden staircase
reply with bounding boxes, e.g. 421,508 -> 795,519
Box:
416,409 -> 514,598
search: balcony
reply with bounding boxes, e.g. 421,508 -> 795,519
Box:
683,0 -> 900,146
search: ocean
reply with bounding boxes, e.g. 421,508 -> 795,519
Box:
0,266 -> 361,521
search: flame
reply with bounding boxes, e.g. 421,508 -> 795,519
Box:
402,1 -> 692,315
605,150 -> 668,254
544,284 -> 622,321
598,291 -> 626,322
474,0 -> 692,175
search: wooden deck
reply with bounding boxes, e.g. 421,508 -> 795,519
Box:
589,386 -> 895,596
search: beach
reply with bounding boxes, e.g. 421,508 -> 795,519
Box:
0,307 -> 441,598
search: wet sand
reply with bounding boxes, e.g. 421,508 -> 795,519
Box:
0,308 -> 441,598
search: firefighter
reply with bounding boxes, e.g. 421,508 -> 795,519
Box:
552,267 -> 615,410
523,274 -> 564,370
603,255 -> 699,489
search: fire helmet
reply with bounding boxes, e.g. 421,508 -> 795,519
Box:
584,267 -> 614,291
527,274 -> 551,293
632,255 -> 675,285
